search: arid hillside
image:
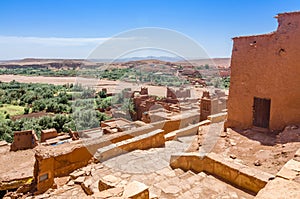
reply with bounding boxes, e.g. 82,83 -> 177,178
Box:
0,58 -> 231,69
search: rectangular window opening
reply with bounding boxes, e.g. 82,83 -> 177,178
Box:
39,173 -> 49,182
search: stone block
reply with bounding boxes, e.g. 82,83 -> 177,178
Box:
122,181 -> 149,199
255,178 -> 300,199
277,159 -> 300,180
98,175 -> 121,191
164,132 -> 177,141
170,152 -> 274,194
74,176 -> 85,184
81,177 -> 96,195
277,167 -> 297,181
70,170 -> 85,179
94,187 -> 124,198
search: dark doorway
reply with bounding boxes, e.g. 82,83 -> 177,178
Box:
253,97 -> 271,129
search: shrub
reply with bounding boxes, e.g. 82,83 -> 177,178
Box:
24,107 -> 30,114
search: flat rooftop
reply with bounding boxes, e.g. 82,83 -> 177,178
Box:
0,146 -> 35,182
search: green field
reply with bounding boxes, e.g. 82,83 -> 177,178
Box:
0,104 -> 25,120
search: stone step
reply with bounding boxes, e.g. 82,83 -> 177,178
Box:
170,152 -> 275,194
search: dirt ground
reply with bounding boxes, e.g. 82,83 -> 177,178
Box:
0,74 -> 210,98
198,125 -> 300,175
0,145 -> 35,181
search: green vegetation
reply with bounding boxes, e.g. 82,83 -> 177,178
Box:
0,80 -> 72,114
0,104 -> 25,120
121,98 -> 135,114
0,114 -> 73,143
95,97 -> 112,110
0,67 -> 188,86
221,77 -> 230,89
0,81 -> 112,143
206,77 -> 230,89
0,65 -> 230,142
0,67 -> 78,77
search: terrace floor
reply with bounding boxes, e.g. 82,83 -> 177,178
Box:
31,136 -> 254,199
0,145 -> 34,182
199,126 -> 300,175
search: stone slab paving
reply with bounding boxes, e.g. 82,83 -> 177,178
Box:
102,135 -> 196,174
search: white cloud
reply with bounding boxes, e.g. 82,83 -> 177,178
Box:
0,29 -> 213,60
0,36 -> 110,59
0,36 -> 108,46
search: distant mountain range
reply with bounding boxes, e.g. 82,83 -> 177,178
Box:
88,56 -> 184,63
0,56 -> 231,68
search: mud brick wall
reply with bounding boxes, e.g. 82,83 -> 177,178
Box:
227,12 -> 300,130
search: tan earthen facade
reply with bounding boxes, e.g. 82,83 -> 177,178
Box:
227,11 -> 300,130
200,90 -> 227,121
40,128 -> 58,142
10,130 -> 38,151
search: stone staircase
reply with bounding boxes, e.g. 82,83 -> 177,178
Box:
22,134 -> 255,199
31,158 -> 254,199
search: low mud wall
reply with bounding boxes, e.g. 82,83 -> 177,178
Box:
170,152 -> 274,194
95,129 -> 165,161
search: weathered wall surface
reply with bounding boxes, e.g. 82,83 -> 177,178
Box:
10,130 -> 38,151
34,155 -> 54,194
40,129 -> 58,142
227,12 -> 300,130
96,129 -> 165,161
152,111 -> 200,134
208,112 -> 227,123
34,145 -> 92,194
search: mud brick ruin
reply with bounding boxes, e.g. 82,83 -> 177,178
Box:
40,128 -> 58,143
227,11 -> 300,131
200,90 -> 227,121
10,130 -> 38,151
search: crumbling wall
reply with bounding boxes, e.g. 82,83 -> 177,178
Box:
34,145 -> 92,194
34,155 -> 54,194
152,111 -> 200,134
10,130 -> 38,151
40,129 -> 58,142
227,12 -> 300,130
33,124 -> 159,194
96,129 -> 165,161
200,91 -> 227,121
167,87 -> 191,99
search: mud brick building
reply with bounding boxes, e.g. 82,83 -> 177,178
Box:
227,11 -> 300,130
10,130 -> 38,151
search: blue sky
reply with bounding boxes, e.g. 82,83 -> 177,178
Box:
0,0 -> 300,59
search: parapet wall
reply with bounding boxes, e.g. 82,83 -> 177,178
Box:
95,129 -> 165,161
151,111 -> 200,134
34,143 -> 92,194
